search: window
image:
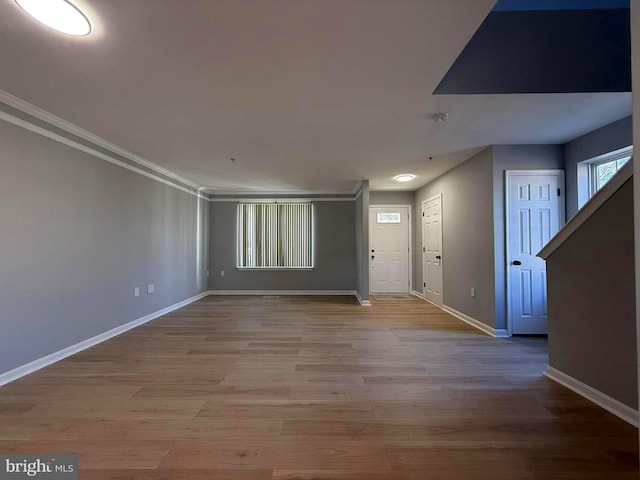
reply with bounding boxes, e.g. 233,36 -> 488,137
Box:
587,146 -> 633,198
376,212 -> 401,223
237,203 -> 313,269
590,153 -> 631,196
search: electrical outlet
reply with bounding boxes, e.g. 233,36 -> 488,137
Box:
470,287 -> 476,298
147,284 -> 154,294
220,270 -> 225,277
134,287 -> 140,297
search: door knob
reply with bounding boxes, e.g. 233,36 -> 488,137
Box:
435,255 -> 441,259
371,255 -> 375,259
512,260 -> 522,266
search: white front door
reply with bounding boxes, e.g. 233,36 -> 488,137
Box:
369,206 -> 410,294
506,170 -> 565,334
422,195 -> 443,306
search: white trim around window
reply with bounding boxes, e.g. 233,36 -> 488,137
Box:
588,146 -> 633,196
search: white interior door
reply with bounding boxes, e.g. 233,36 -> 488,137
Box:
422,195 -> 443,306
369,206 -> 410,294
507,170 -> 565,334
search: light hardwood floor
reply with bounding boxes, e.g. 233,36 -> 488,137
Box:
0,295 -> 637,479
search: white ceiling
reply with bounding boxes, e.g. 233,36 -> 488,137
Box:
0,0 -> 632,193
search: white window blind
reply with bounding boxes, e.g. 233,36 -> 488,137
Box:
237,203 -> 313,268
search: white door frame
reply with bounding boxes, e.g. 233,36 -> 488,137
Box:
368,205 -> 413,294
505,170 -> 565,336
421,194 -> 443,305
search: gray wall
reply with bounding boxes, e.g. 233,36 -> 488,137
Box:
547,178 -> 637,409
412,145 -> 563,330
355,192 -> 363,297
633,0 -> 640,433
208,201 -> 356,291
370,190 -> 414,205
492,145 -> 564,330
564,116 -> 633,219
0,120 -> 208,375
355,181 -> 370,301
414,148 -> 496,327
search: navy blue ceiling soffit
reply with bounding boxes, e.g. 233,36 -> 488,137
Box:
493,0 -> 628,11
434,7 -> 631,95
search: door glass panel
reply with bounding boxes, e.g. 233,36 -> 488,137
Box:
377,212 -> 401,223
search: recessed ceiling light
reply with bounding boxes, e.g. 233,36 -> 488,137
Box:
394,174 -> 416,183
16,0 -> 91,36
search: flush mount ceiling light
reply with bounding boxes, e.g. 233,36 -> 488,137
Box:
432,112 -> 449,123
394,174 -> 416,183
16,0 -> 91,36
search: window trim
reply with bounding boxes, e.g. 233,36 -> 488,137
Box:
236,202 -> 315,270
585,146 -> 633,198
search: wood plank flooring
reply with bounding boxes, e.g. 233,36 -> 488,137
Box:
0,295 -> 637,479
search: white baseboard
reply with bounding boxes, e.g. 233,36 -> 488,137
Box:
544,366 -> 639,427
208,289 -> 370,306
0,291 -> 210,388
208,289 -> 357,296
440,304 -> 509,338
354,291 -> 371,306
411,290 -> 423,299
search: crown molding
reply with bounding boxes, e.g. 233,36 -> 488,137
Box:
0,89 -> 203,193
351,181 -> 364,194
208,195 -> 357,202
0,110 -> 210,200
0,90 -> 368,200
205,188 -> 360,198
